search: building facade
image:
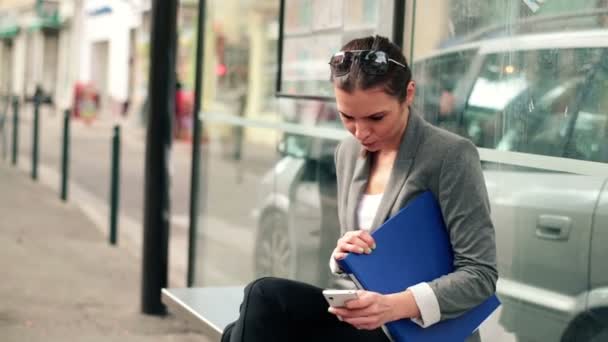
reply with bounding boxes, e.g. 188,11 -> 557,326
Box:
0,0 -> 78,110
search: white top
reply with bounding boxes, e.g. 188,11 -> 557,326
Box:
329,193 -> 442,329
357,193 -> 384,230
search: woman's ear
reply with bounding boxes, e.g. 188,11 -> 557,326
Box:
405,81 -> 416,107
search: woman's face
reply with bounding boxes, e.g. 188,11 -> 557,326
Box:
334,84 -> 415,152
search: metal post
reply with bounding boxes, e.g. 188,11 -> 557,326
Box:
392,0 -> 406,48
141,0 -> 178,315
11,96 -> 18,166
409,0 -> 417,66
60,109 -> 71,201
187,0 -> 207,287
276,0 -> 285,94
109,125 -> 121,245
31,93 -> 41,180
1,96 -> 7,161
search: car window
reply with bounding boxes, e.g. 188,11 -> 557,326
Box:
461,47 -> 607,163
567,57 -> 608,163
413,49 -> 477,126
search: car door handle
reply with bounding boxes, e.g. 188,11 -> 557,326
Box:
536,215 -> 572,241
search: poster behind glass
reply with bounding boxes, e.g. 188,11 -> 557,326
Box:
279,0 -> 395,98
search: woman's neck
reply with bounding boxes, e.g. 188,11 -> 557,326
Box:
373,150 -> 397,167
380,106 -> 409,155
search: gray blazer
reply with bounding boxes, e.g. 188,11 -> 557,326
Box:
334,111 -> 498,342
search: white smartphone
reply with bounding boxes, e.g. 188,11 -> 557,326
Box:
322,289 -> 358,308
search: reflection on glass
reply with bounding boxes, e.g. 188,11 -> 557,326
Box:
461,48 -> 608,162
280,0 -> 394,97
194,1 -> 608,340
196,124 -> 281,286
411,1 -> 608,341
412,48 -> 477,132
194,0 -> 281,287
252,99 -> 344,288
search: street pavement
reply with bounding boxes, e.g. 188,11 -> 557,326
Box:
0,164 -> 210,342
10,105 -> 269,287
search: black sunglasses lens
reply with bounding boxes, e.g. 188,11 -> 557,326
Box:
330,53 -> 352,76
362,51 -> 389,75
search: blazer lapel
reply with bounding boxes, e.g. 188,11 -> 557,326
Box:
346,153 -> 371,231
370,111 -> 424,231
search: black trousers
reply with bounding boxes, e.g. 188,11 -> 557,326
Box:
222,277 -> 391,342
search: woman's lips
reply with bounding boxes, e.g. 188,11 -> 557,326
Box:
362,140 -> 376,147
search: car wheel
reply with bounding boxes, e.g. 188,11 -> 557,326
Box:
561,311 -> 608,342
254,211 -> 294,279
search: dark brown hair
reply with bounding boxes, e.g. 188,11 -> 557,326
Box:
330,35 -> 412,103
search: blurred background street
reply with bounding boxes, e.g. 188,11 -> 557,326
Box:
12,105 -> 267,286
1,0 -> 608,341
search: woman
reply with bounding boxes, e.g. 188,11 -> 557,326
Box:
222,35 -> 497,342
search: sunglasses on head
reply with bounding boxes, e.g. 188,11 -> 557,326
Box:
329,50 -> 406,77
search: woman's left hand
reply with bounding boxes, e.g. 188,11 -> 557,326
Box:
328,290 -> 397,330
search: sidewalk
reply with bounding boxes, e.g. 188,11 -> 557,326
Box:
0,164 -> 211,342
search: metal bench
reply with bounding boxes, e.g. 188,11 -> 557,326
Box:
162,286 -> 244,340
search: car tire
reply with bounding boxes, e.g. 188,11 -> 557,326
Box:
253,210 -> 294,279
561,311 -> 608,342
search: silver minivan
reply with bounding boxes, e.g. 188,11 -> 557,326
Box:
254,30 -> 608,342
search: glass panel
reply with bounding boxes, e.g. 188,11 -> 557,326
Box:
262,98 -> 344,288
196,123 -> 281,286
410,1 -> 608,341
280,0 -> 394,97
196,0 -> 395,288
571,59 -> 608,163
461,47 -> 607,162
195,0 -> 284,286
412,48 -> 478,130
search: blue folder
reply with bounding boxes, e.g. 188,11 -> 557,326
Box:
337,191 -> 500,342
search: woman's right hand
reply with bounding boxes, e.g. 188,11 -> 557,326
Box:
333,230 -> 376,261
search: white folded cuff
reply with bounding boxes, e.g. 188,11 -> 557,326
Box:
329,256 -> 344,275
408,282 -> 441,328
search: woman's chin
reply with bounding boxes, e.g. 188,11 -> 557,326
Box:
362,143 -> 379,152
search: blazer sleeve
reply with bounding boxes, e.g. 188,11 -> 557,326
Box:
428,138 -> 498,321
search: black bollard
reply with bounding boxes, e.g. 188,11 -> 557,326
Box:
60,109 -> 71,201
31,93 -> 40,180
11,96 -> 18,166
109,125 -> 121,245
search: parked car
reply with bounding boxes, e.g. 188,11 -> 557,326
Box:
253,30 -> 608,342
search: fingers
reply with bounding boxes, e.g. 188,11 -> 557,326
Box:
336,231 -> 376,255
343,316 -> 382,330
355,230 -> 376,249
329,306 -> 369,318
329,294 -> 374,317
344,291 -> 373,310
327,291 -> 386,331
333,251 -> 348,260
328,306 -> 382,330
341,230 -> 375,249
341,240 -> 370,254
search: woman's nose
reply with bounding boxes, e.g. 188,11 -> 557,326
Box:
354,122 -> 370,140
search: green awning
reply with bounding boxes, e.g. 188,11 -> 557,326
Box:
0,25 -> 19,39
28,14 -> 62,31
